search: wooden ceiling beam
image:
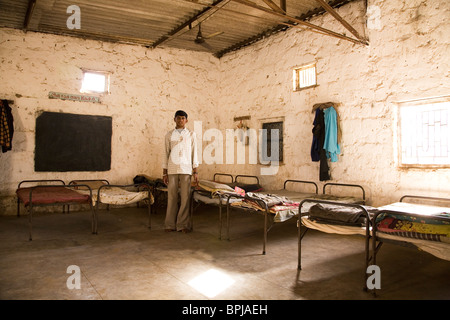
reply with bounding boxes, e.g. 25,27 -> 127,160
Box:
23,0 -> 37,29
230,0 -> 368,45
261,0 -> 286,14
37,24 -> 155,46
280,0 -> 286,12
315,0 -> 366,41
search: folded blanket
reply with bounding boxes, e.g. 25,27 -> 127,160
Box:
308,203 -> 375,227
229,192 -> 300,222
197,180 -> 236,196
246,192 -> 295,207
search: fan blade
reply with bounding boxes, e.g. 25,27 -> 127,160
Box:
199,41 -> 213,51
204,31 -> 224,39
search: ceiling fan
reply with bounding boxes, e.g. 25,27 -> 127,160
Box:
194,23 -> 223,49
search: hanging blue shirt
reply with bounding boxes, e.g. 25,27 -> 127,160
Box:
323,106 -> 340,162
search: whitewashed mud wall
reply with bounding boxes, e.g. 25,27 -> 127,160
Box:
0,28 -> 219,215
0,0 -> 448,215
215,0 -> 450,206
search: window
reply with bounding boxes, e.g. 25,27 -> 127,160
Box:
261,121 -> 283,162
81,70 -> 110,94
293,63 -> 317,91
398,96 -> 450,168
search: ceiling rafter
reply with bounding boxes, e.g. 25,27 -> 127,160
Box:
214,0 -> 355,58
315,0 -> 366,41
38,24 -> 158,46
230,0 -> 368,46
23,0 -> 37,29
261,0 -> 286,14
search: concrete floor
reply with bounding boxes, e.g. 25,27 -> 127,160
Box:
0,203 -> 449,301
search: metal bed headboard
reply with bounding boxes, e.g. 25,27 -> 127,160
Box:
213,173 -> 234,184
284,180 -> 319,194
234,175 -> 260,185
400,195 -> 450,204
323,182 -> 366,200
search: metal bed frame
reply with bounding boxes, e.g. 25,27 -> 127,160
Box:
297,194 -> 449,294
16,179 -> 95,241
225,181 -> 366,255
323,182 -> 366,202
372,195 -> 450,267
225,179 -> 320,255
191,173 -> 240,238
17,179 -> 65,216
68,179 -> 111,211
130,173 -> 233,233
233,174 -> 261,188
96,183 -> 154,230
69,179 -> 154,231
213,173 -> 234,185
297,198 -> 374,292
68,179 -> 110,187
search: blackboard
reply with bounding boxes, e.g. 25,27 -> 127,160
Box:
35,112 -> 112,172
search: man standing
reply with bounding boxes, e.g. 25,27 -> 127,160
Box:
162,110 -> 199,233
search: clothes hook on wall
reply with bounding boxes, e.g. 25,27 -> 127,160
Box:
312,102 -> 335,113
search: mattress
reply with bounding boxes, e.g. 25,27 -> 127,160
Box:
377,202 -> 450,216
263,189 -> 318,202
193,192 -> 241,205
77,187 -> 153,205
301,216 -> 367,235
17,186 -> 91,206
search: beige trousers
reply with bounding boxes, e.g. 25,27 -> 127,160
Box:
165,174 -> 192,230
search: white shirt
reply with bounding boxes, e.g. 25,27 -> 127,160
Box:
163,128 -> 199,175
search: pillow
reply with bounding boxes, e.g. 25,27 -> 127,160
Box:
230,182 -> 263,193
198,180 -> 235,193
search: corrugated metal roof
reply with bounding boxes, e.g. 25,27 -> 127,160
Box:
0,0 -> 365,58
